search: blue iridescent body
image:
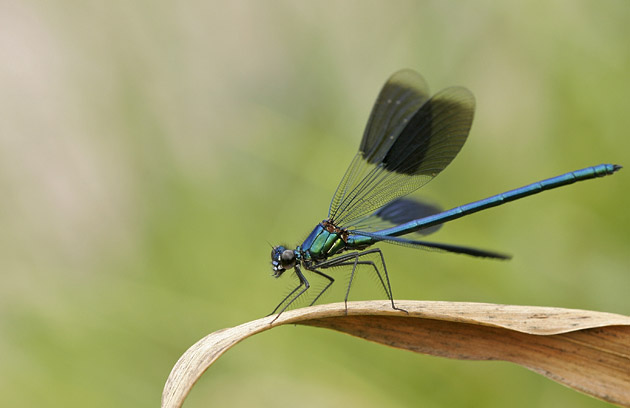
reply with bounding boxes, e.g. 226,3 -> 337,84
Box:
269,69 -> 621,318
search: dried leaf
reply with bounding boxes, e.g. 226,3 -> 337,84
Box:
162,301 -> 630,407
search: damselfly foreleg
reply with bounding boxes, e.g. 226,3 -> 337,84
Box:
269,264 -> 310,320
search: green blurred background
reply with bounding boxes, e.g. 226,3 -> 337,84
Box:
1,1 -> 628,407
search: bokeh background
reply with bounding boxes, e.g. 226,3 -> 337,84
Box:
1,1 -> 629,407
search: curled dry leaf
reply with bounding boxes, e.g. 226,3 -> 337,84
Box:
162,301 -> 630,408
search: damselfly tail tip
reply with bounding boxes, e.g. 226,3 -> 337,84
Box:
613,164 -> 623,172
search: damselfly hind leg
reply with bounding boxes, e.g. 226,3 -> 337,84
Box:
317,249 -> 407,314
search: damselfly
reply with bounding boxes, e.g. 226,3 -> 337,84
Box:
270,69 -> 620,317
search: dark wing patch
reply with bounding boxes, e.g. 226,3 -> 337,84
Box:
347,198 -> 443,236
359,69 -> 430,165
329,70 -> 474,227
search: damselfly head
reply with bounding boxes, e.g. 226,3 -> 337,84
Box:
271,246 -> 296,277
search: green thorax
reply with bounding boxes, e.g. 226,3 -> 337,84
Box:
300,220 -> 349,261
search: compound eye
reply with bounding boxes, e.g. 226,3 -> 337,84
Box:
280,249 -> 296,269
